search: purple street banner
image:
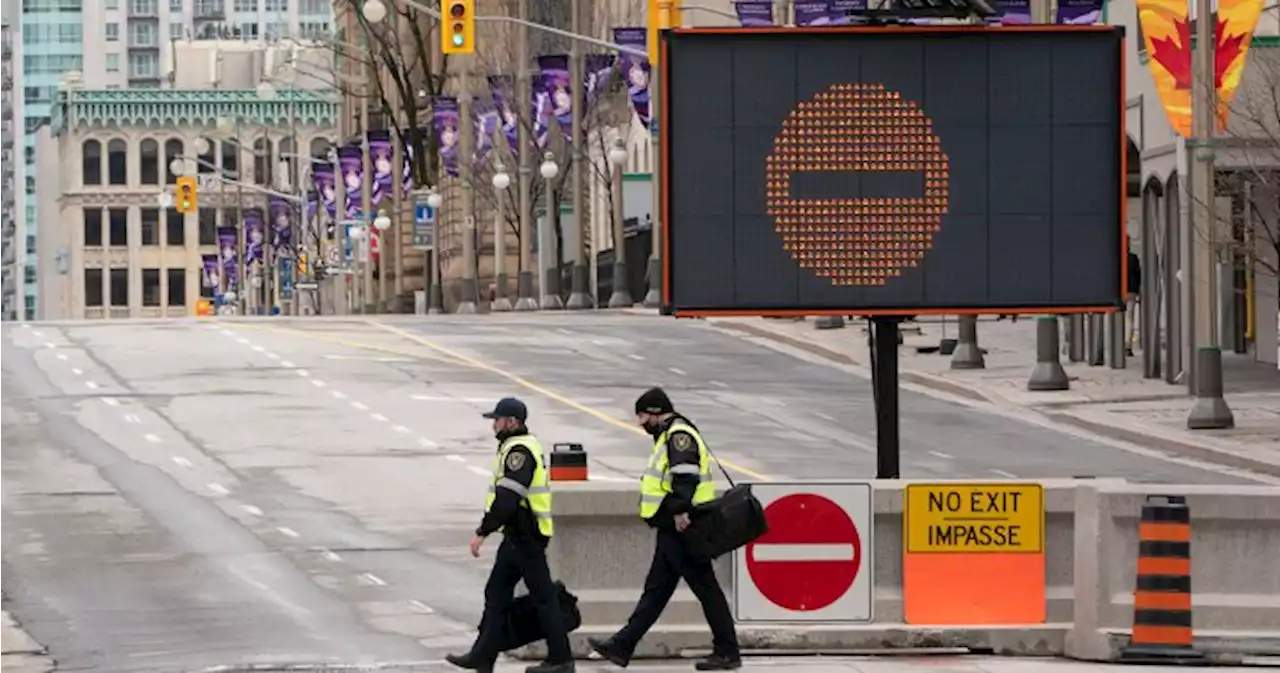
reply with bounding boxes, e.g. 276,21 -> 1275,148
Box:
368,129 -> 395,205
585,54 -> 616,108
613,28 -> 651,129
202,254 -> 222,295
1055,0 -> 1101,23
530,72 -> 552,150
489,75 -> 521,155
337,144 -> 363,218
538,55 -> 573,143
474,99 -> 499,165
795,0 -> 833,25
830,0 -> 868,22
268,196 -> 293,251
217,225 -> 238,289
403,138 -> 414,194
433,97 -> 461,178
305,190 -> 319,224
244,208 -> 265,264
313,161 -> 337,218
734,1 -> 775,26
989,0 -> 1031,23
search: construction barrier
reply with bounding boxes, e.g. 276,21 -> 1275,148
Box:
1121,495 -> 1204,663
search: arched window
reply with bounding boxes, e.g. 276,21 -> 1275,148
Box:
82,139 -> 102,185
221,139 -> 238,177
253,136 -> 270,186
164,139 -> 184,183
278,137 -> 295,189
107,138 -> 128,185
197,137 -> 216,174
139,138 -> 160,185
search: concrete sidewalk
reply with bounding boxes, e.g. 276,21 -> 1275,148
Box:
1,610 -> 53,673
702,315 -> 1280,478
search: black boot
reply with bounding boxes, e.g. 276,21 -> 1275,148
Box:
587,637 -> 631,668
446,653 -> 494,673
695,654 -> 742,671
526,660 -> 575,673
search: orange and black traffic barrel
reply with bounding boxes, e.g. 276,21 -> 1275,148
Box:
549,443 -> 588,482
1121,494 -> 1204,663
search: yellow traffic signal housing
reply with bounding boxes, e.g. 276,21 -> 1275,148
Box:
176,176 -> 198,213
442,0 -> 475,55
647,0 -> 681,65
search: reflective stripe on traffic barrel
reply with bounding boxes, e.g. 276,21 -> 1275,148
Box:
1121,494 -> 1204,663
549,443 -> 588,481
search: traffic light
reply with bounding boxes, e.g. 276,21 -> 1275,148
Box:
441,0 -> 474,55
176,176 -> 198,214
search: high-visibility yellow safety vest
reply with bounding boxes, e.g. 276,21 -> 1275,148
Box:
486,435 -> 554,537
639,422 -> 716,520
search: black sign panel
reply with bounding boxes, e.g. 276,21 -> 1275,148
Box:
661,27 -> 1126,316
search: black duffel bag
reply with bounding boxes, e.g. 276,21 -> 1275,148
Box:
488,581 -> 583,652
685,482 -> 769,560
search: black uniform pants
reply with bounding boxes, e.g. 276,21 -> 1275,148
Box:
612,528 -> 739,657
471,535 -> 572,664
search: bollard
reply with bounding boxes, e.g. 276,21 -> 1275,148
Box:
1186,347 -> 1235,430
949,315 -> 985,369
1121,495 -> 1203,664
1028,317 -> 1070,390
814,315 -> 845,330
1086,314 -> 1105,366
549,443 -> 589,481
1107,312 -> 1127,369
1067,315 -> 1085,362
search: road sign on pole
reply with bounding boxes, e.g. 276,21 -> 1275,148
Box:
733,482 -> 873,623
413,196 -> 436,251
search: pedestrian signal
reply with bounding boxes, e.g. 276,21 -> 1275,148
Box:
176,177 -> 198,214
442,0 -> 474,55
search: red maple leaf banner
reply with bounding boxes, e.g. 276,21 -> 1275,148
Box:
1147,16 -> 1251,91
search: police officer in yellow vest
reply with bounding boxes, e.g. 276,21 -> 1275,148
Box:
589,388 -> 740,671
447,397 -> 574,673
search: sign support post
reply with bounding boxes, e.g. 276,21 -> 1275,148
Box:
870,316 -> 902,479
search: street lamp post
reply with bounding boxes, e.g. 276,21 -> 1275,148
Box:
539,152 -> 564,310
426,189 -> 444,314
565,0 -> 591,310
606,138 -> 633,308
492,165 -> 514,311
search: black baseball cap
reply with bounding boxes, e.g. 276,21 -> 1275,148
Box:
635,387 -> 674,415
482,397 -> 528,421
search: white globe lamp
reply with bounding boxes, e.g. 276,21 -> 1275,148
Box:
157,191 -> 174,208
168,158 -> 188,177
215,116 -> 235,136
426,191 -> 443,209
608,139 -> 628,167
492,166 -> 511,191
373,210 -> 392,232
539,153 -> 559,180
193,137 -> 211,155
349,225 -> 366,240
362,0 -> 388,23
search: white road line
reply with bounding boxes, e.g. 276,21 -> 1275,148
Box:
628,354 -> 645,361
85,381 -> 99,390
310,379 -> 327,388
369,413 -> 389,422
669,367 -> 687,376
281,360 -> 296,368
143,433 -> 162,443
929,450 -> 955,460
591,339 -> 606,347
417,437 -> 438,448
992,469 -> 1019,478
330,390 -> 347,400
749,543 -> 857,563
123,414 -> 141,424
466,465 -> 490,477
45,342 -> 57,349
408,599 -> 435,614
172,456 -> 192,468
55,353 -> 68,361
251,345 -> 266,353
102,397 -> 120,407
446,454 -> 466,463
241,504 -> 264,516
236,338 -> 250,345
350,401 -> 369,411
557,328 -> 573,336
266,352 -> 281,360
277,526 -> 300,538
71,367 -> 83,375
361,573 -> 387,586
297,369 -> 311,377
320,549 -> 342,562
411,394 -> 492,403
392,424 -> 410,434
710,380 -> 728,388
207,483 -> 230,496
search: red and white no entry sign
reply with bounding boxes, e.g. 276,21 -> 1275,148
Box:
733,482 -> 873,622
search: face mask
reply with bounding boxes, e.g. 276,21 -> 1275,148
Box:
643,419 -> 664,436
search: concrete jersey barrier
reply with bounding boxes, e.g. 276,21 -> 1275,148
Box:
511,478 -> 1280,663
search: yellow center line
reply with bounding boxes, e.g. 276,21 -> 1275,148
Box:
366,320 -> 773,482
224,322 -> 470,367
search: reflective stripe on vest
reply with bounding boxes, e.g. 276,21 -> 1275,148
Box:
485,435 -> 554,537
638,422 -> 716,520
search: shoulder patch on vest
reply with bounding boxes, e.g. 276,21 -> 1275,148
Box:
505,450 -> 527,471
671,432 -> 694,451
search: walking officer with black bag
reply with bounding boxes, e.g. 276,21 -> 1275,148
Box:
447,397 -> 574,673
589,387 -> 741,671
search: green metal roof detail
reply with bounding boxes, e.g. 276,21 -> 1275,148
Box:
51,89 -> 339,135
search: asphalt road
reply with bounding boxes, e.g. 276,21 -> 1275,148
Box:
1,314 -> 1265,671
